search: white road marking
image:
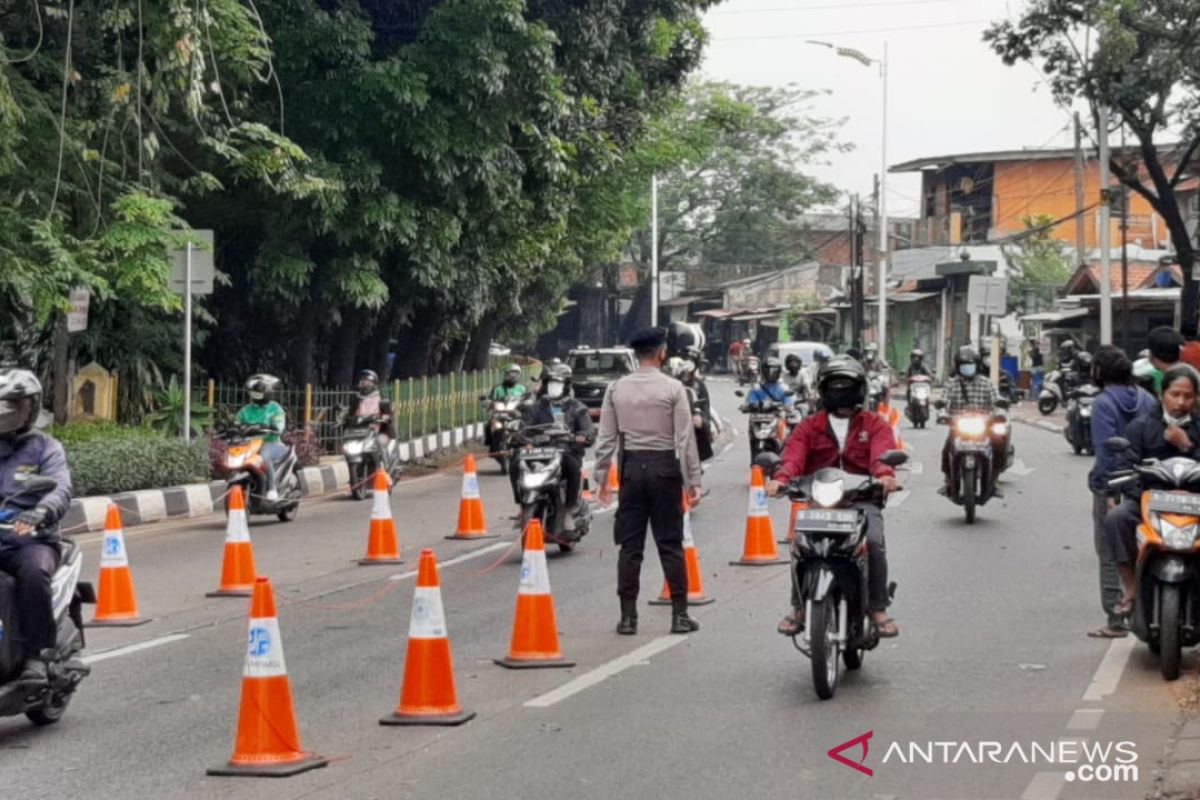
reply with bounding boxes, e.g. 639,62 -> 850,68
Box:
906,461 -> 924,475
886,490 -> 911,508
523,635 -> 687,708
82,633 -> 190,665
1066,708 -> 1104,731
388,541 -> 512,581
1021,771 -> 1065,800
1081,636 -> 1135,702
1006,458 -> 1035,477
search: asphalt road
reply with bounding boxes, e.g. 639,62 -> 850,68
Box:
0,383 -> 1186,799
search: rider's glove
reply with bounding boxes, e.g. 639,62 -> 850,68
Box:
15,506 -> 49,530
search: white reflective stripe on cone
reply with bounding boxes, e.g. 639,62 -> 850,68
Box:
461,471 -> 481,500
371,486 -> 391,520
747,486 -> 768,518
518,550 -> 551,596
408,586 -> 448,640
243,617 -> 287,678
226,511 -> 251,543
682,511 -> 695,548
100,530 -> 129,568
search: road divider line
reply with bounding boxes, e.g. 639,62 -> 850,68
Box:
388,540 -> 511,581
523,635 -> 686,708
82,633 -> 190,665
1082,636 -> 1135,702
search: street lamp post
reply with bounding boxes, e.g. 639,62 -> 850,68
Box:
808,40 -> 889,357
650,174 -> 659,327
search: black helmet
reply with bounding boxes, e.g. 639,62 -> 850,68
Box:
540,363 -> 573,399
0,369 -> 42,437
357,369 -> 379,396
763,356 -> 783,384
1075,351 -> 1094,371
245,373 -> 281,406
784,354 -> 802,372
666,321 -> 700,358
954,345 -> 980,367
910,348 -> 924,362
817,356 -> 867,411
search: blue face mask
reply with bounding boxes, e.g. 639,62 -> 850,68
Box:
959,363 -> 977,378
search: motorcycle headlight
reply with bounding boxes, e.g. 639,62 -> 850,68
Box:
812,478 -> 845,508
1081,407 -> 1092,418
955,417 -> 988,437
343,441 -> 363,455
521,470 -> 552,490
226,453 -> 247,468
991,422 -> 1008,436
1157,516 -> 1200,550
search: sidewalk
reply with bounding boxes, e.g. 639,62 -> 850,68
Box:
1148,689 -> 1200,799
1010,401 -> 1065,435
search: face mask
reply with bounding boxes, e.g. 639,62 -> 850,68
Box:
959,364 -> 977,378
546,381 -> 564,399
503,377 -> 516,387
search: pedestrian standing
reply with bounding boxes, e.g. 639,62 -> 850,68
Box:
1029,340 -> 1044,397
1086,346 -> 1155,638
595,327 -> 703,636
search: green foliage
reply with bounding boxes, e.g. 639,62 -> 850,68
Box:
144,375 -> 213,437
1004,215 -> 1074,313
49,420 -> 162,447
65,436 -> 210,496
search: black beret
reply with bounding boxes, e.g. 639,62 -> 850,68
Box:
630,326 -> 668,349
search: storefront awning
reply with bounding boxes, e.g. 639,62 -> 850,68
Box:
1019,308 -> 1089,323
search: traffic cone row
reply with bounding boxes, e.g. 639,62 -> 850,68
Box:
650,491 -> 714,606
730,466 -> 787,566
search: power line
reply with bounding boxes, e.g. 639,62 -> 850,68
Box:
711,19 -> 992,41
710,0 -> 966,15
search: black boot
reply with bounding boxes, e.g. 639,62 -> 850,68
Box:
617,597 -> 638,635
17,649 -> 52,687
671,597 -> 700,634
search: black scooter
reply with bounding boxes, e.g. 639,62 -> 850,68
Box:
0,477 -> 95,726
937,399 -> 1010,524
1064,384 -> 1099,455
341,415 -> 404,499
514,425 -> 592,554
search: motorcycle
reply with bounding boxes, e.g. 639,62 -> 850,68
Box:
937,399 -> 1010,523
217,424 -> 302,521
756,448 -> 907,700
341,415 -> 404,500
866,372 -> 887,413
742,355 -> 761,386
1037,368 -> 1079,415
0,477 -> 95,726
482,396 -> 523,474
735,390 -> 789,463
905,375 -> 932,429
1107,438 -> 1200,680
514,425 -> 592,554
1064,384 -> 1099,456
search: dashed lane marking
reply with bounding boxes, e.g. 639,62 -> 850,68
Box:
82,633 -> 190,665
523,635 -> 687,708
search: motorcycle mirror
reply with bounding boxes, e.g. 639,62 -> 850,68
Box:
879,450 -> 909,467
753,450 -> 781,477
734,390 -> 745,398
995,398 -> 1010,409
1106,436 -> 1132,453
14,476 -> 57,497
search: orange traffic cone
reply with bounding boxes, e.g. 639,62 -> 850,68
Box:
447,454 -> 496,540
495,519 -> 575,669
607,464 -> 620,493
650,492 -> 714,606
360,469 -> 404,564
208,577 -> 328,777
88,504 -> 150,627
207,486 -> 257,597
779,500 -> 808,544
730,466 -> 787,566
380,549 -> 476,726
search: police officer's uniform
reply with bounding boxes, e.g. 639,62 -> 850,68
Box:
594,328 -> 702,635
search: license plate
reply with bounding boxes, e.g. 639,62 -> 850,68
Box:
1148,491 -> 1200,516
522,448 -> 558,459
795,508 -> 858,533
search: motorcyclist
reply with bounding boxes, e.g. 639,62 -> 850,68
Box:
0,370 -> 72,686
515,364 -> 594,531
766,356 -> 902,638
668,357 -> 714,462
862,342 -> 888,374
744,356 -> 794,408
782,354 -> 808,402
236,374 -> 286,502
939,345 -> 1001,497
904,348 -> 931,403
349,369 -> 396,441
490,363 -> 528,401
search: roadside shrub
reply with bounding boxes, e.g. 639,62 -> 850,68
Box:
50,420 -> 161,447
66,436 -> 211,496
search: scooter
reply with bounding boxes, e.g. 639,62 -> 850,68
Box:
866,372 -> 887,413
217,424 -> 302,521
905,375 -> 932,428
1107,438 -> 1200,680
514,425 -> 592,554
736,390 -> 789,463
0,477 -> 95,726
742,355 -> 761,386
1064,384 -> 1099,455
756,449 -> 907,700
341,415 -> 404,500
482,396 -> 523,474
937,399 -> 1010,523
1037,368 -> 1079,415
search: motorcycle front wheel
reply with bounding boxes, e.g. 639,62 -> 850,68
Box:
26,691 -> 72,726
350,462 -> 367,500
1159,584 -> 1183,681
961,468 -> 977,524
1038,396 -> 1058,415
809,597 -> 841,700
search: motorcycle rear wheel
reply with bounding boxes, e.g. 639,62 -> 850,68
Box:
1159,584 -> 1183,681
809,598 -> 841,700
26,691 -> 72,726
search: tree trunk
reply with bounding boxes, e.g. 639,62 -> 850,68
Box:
444,337 -> 468,374
391,305 -> 440,379
51,313 -> 69,424
464,317 -> 499,371
328,310 -> 361,387
288,301 -> 317,386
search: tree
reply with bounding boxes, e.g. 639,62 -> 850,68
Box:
986,1 -> 1200,335
1003,214 -> 1074,314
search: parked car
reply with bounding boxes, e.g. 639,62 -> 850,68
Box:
567,346 -> 636,419
767,341 -> 834,366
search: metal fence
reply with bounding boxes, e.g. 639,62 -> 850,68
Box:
209,368 -> 514,453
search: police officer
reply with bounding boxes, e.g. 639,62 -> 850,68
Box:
595,327 -> 702,636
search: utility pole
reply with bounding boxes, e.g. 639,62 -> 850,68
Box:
877,42 -> 889,360
650,175 -> 659,327
1073,112 -> 1088,268
1098,106 -> 1113,346
1120,124 -> 1130,354
851,194 -> 865,350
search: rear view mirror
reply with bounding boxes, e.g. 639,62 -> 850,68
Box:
879,450 -> 909,467
14,476 -> 57,498
1106,436 -> 1132,454
753,450 -> 781,478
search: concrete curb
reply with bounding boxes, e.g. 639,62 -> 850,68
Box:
1011,412 -> 1064,435
61,422 -> 486,533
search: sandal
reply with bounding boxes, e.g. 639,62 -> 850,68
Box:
1087,625 -> 1129,639
777,610 -> 805,636
873,616 -> 900,638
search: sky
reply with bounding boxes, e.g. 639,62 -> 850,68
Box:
699,0 -> 1075,220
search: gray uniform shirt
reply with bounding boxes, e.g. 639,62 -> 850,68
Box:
594,366 -> 702,489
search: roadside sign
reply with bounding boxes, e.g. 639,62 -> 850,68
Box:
66,288 -> 90,332
169,230 -> 215,296
967,275 -> 1008,316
